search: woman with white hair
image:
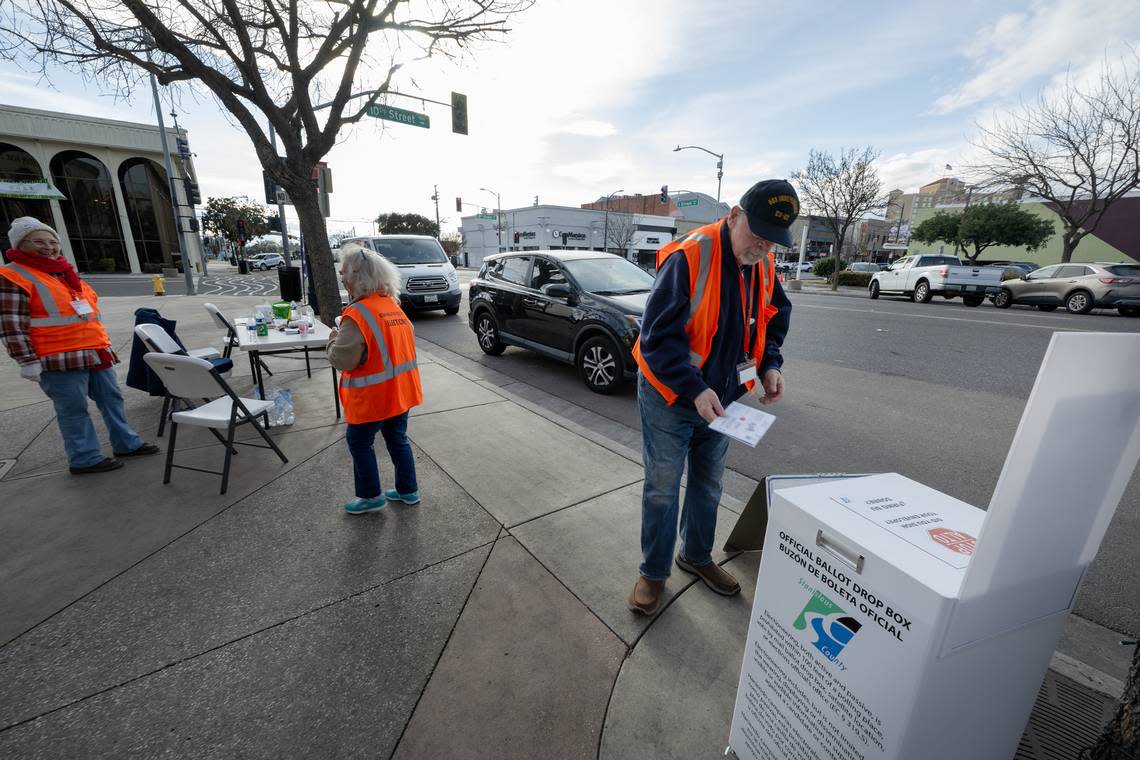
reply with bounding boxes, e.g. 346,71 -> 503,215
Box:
327,243 -> 423,514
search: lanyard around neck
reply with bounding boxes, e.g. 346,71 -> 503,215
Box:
739,263 -> 759,359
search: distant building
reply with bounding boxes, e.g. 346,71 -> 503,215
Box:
909,193 -> 1140,265
459,204 -> 676,270
0,104 -> 205,274
582,190 -> 729,237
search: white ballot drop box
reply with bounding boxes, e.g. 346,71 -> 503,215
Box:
728,332 -> 1140,760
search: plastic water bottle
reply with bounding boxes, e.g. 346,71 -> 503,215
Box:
282,389 -> 295,425
290,301 -> 298,320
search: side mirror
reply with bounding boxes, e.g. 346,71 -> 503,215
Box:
545,283 -> 572,299
1020,274 -> 1029,281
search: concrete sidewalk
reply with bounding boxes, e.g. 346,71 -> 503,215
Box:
0,295 -> 1129,758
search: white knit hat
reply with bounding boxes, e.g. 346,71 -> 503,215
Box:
8,217 -> 59,249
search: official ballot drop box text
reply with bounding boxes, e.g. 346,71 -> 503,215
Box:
728,332 -> 1140,760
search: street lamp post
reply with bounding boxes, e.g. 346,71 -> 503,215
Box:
479,187 -> 502,252
673,144 -> 724,203
602,189 -> 623,254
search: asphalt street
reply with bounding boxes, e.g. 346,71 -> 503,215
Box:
408,278 -> 1140,636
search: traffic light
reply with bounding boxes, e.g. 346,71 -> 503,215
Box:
266,215 -> 281,233
456,197 -> 462,213
263,171 -> 277,205
175,135 -> 191,159
183,177 -> 201,205
451,91 -> 468,135
660,185 -> 668,204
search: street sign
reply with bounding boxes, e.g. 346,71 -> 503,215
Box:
477,213 -> 497,220
367,104 -> 430,129
677,198 -> 699,208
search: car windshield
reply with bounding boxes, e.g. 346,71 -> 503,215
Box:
562,256 -> 656,295
1106,265 -> 1140,277
371,238 -> 448,264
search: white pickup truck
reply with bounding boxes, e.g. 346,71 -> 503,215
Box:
869,254 -> 1004,307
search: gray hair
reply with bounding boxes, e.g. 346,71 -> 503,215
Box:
339,242 -> 400,298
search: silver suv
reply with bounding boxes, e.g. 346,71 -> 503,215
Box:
993,262 -> 1140,316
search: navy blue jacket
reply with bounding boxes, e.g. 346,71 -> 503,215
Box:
638,220 -> 791,407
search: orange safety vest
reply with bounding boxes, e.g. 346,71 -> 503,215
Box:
632,219 -> 778,405
0,262 -> 110,358
338,293 -> 423,424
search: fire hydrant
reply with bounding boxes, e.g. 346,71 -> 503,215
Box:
152,274 -> 165,296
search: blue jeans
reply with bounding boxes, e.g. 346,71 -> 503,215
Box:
39,367 -> 144,468
345,412 -> 417,499
638,373 -> 730,580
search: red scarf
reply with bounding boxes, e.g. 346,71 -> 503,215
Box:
5,248 -> 84,293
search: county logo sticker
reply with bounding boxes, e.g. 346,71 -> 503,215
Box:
794,589 -> 862,664
927,527 -> 976,555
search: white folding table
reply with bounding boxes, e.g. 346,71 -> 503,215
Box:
234,319 -> 341,419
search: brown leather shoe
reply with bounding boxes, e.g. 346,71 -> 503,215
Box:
628,576 -> 666,615
675,556 -> 740,596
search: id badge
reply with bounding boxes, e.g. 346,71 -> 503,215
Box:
71,299 -> 94,316
736,360 -> 757,385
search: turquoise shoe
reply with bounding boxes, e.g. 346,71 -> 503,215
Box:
344,496 -> 387,515
384,488 -> 421,505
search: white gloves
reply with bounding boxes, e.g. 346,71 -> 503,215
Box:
19,361 -> 42,382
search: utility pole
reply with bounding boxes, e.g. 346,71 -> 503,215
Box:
168,109 -> 207,278
147,63 -> 195,294
431,185 -> 441,238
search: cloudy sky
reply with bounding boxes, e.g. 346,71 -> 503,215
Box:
1,0 -> 1138,237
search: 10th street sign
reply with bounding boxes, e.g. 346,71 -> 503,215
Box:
367,104 -> 430,129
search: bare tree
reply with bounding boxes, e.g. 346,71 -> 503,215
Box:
0,0 -> 530,322
605,212 -> 636,259
973,54 -> 1140,263
792,147 -> 884,291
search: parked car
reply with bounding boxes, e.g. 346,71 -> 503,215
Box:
992,262 -> 1140,315
776,260 -> 796,274
980,260 -> 1039,274
845,262 -> 880,273
799,261 -> 814,273
249,253 -> 285,270
341,234 -> 462,315
869,254 -> 1003,306
468,250 -> 655,393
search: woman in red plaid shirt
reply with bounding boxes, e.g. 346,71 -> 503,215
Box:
1,217 -> 158,474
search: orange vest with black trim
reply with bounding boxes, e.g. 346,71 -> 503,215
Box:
0,262 -> 110,358
338,293 -> 423,424
632,219 -> 778,405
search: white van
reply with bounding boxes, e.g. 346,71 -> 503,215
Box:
341,234 -> 462,315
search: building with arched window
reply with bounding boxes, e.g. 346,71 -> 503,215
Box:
0,104 -> 204,274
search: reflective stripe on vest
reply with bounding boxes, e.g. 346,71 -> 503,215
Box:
339,301 -> 419,388
3,263 -> 102,327
679,234 -> 714,367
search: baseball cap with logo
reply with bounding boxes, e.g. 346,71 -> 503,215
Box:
739,180 -> 799,247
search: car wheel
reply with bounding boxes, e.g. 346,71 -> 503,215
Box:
1037,305 -> 1058,312
913,281 -> 932,303
577,335 -> 624,395
962,296 -> 984,307
474,311 -> 506,355
993,289 -> 1013,309
1065,290 -> 1094,314
868,281 -> 880,300
1119,306 -> 1140,317
444,305 -> 460,316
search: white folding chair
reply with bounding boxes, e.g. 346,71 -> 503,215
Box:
135,324 -> 233,438
143,352 -> 288,495
205,302 -> 273,375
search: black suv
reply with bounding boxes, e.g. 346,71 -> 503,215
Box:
468,251 -> 654,394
